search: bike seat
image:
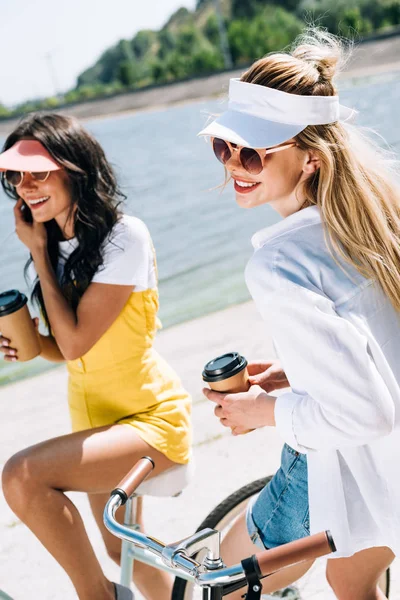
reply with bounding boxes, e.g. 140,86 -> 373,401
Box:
135,460 -> 194,497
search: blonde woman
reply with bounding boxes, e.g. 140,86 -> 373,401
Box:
200,30 -> 400,599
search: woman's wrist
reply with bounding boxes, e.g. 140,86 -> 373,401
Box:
38,334 -> 66,363
257,391 -> 277,427
31,244 -> 49,264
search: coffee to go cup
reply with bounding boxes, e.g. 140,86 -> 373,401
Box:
0,290 -> 41,362
202,352 -> 250,393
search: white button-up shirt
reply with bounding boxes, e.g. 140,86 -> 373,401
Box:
245,205 -> 400,557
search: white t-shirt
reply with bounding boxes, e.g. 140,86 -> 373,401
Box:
28,215 -> 157,291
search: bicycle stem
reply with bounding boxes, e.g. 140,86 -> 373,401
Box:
105,493 -> 253,587
161,528 -> 223,569
104,494 -> 201,576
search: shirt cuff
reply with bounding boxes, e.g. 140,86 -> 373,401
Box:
274,392 -> 306,453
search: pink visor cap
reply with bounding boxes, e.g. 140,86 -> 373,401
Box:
0,140 -> 60,172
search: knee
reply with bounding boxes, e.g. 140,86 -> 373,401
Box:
326,573 -> 374,600
326,571 -> 350,600
2,450 -> 37,514
326,577 -> 348,600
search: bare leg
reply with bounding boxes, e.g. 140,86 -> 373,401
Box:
326,546 -> 394,600
220,512 -> 315,599
1,424 -> 176,600
89,493 -> 173,600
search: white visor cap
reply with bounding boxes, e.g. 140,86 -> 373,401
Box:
198,78 -> 356,148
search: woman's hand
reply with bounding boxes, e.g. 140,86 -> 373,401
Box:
0,318 -> 39,362
248,359 -> 290,392
203,386 -> 276,435
14,198 -> 47,253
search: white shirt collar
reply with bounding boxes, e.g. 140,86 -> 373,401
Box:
251,205 -> 321,249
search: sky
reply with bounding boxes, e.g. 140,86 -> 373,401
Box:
0,0 -> 196,107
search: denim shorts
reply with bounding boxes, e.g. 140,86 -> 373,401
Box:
246,443 -> 310,549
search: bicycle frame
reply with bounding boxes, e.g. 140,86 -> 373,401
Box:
118,496 -> 198,589
104,457 -> 336,600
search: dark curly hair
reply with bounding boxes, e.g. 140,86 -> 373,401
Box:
1,112 -> 125,331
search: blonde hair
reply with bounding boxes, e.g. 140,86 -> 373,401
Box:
241,29 -> 400,311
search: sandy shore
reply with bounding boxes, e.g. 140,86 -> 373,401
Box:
0,299 -> 400,598
0,34 -> 400,137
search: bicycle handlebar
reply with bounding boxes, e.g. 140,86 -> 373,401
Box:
196,530 -> 335,587
105,457 -> 336,590
253,530 -> 335,578
110,455 -> 155,504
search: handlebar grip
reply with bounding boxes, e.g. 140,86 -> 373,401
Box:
255,531 -> 336,578
111,456 -> 155,504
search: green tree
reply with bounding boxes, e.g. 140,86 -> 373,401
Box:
297,0 -> 342,33
163,6 -> 191,29
158,29 -> 176,60
150,58 -> 168,83
74,85 -> 102,100
40,96 -> 60,109
63,89 -> 80,104
228,6 -> 303,65
297,0 -> 399,34
78,39 -> 136,87
118,60 -> 141,86
359,0 -> 388,29
386,1 -> 400,24
165,51 -> 192,79
341,7 -> 373,37
231,0 -> 265,19
251,7 -> 303,59
119,39 -> 134,61
203,13 -> 220,45
132,30 -> 155,59
228,19 -> 254,63
177,25 -> 201,55
191,47 -> 224,73
0,103 -> 11,118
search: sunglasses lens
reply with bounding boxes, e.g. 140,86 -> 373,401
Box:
32,171 -> 50,182
5,170 -> 22,186
212,138 -> 231,165
240,148 -> 263,175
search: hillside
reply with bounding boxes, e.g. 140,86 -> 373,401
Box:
73,0 -> 400,99
1,0 -> 400,118
74,0 -> 302,91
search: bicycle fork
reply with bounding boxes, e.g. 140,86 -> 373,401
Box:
202,586 -> 223,600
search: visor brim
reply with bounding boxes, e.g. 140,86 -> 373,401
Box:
0,141 -> 61,172
198,110 -> 305,148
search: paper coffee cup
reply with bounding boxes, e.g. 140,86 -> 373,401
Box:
202,352 -> 250,393
203,352 -> 254,435
0,290 -> 41,362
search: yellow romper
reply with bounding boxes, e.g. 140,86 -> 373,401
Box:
65,217 -> 191,465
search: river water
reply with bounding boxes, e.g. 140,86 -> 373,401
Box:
0,71 -> 399,385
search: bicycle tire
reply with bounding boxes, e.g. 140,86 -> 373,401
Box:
171,477 -> 390,599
